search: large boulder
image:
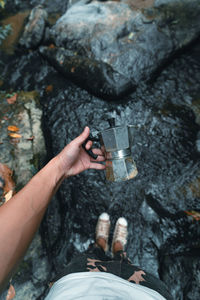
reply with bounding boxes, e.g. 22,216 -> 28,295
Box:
39,0 -> 200,98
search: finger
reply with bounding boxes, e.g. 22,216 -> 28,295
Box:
92,148 -> 105,156
73,126 -> 90,146
85,140 -> 93,150
91,155 -> 105,162
89,163 -> 106,170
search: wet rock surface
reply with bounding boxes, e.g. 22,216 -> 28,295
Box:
19,5 -> 48,49
4,0 -> 68,14
8,0 -> 200,98
0,91 -> 46,190
0,1 -> 200,299
0,92 -> 47,299
37,43 -> 200,300
40,0 -> 200,98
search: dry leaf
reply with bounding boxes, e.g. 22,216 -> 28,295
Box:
71,67 -> 75,73
45,85 -> 53,93
7,125 -> 19,132
6,93 -> 17,104
0,163 -> 15,200
49,44 -> 55,49
6,284 -> 16,300
9,133 -> 22,138
5,190 -> 13,202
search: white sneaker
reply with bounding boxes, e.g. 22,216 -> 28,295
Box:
111,217 -> 128,255
95,212 -> 110,252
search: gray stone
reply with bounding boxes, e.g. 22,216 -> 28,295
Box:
41,0 -> 200,98
19,5 -> 48,49
0,91 -> 47,299
39,46 -> 133,99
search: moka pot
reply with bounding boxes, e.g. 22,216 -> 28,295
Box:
83,119 -> 138,182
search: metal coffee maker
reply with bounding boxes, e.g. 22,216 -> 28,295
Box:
99,118 -> 138,182
82,119 -> 138,182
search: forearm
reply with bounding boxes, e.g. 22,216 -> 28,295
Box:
0,156 -> 65,289
0,126 -> 105,291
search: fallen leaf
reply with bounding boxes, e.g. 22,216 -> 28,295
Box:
0,163 -> 15,195
45,85 -> 53,93
5,190 -> 13,202
9,133 -> 22,138
71,67 -> 75,73
7,125 -> 19,132
49,44 -> 55,49
6,93 -> 17,104
6,284 -> 16,300
185,210 -> 200,221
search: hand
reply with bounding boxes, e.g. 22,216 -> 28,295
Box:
57,126 -> 105,177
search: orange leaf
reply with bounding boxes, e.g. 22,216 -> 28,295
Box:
45,85 -> 53,93
9,133 -> 22,138
6,284 -> 16,300
49,44 -> 55,49
7,125 -> 19,132
6,93 -> 17,104
0,163 -> 15,195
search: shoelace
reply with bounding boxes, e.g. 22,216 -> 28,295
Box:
96,219 -> 110,239
114,224 -> 127,245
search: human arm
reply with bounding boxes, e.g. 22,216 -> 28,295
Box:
0,126 -> 105,291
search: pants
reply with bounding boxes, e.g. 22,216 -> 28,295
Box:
52,244 -> 173,300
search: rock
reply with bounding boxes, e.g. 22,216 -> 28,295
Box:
161,255 -> 200,300
0,91 -> 48,298
39,46 -> 134,99
19,5 -> 48,49
43,0 -> 200,98
5,0 -> 68,14
38,39 -> 200,299
0,91 -> 46,189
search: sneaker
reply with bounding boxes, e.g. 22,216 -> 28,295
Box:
95,212 -> 110,252
111,217 -> 128,255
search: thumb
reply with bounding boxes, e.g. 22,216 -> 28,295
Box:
74,126 -> 90,146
